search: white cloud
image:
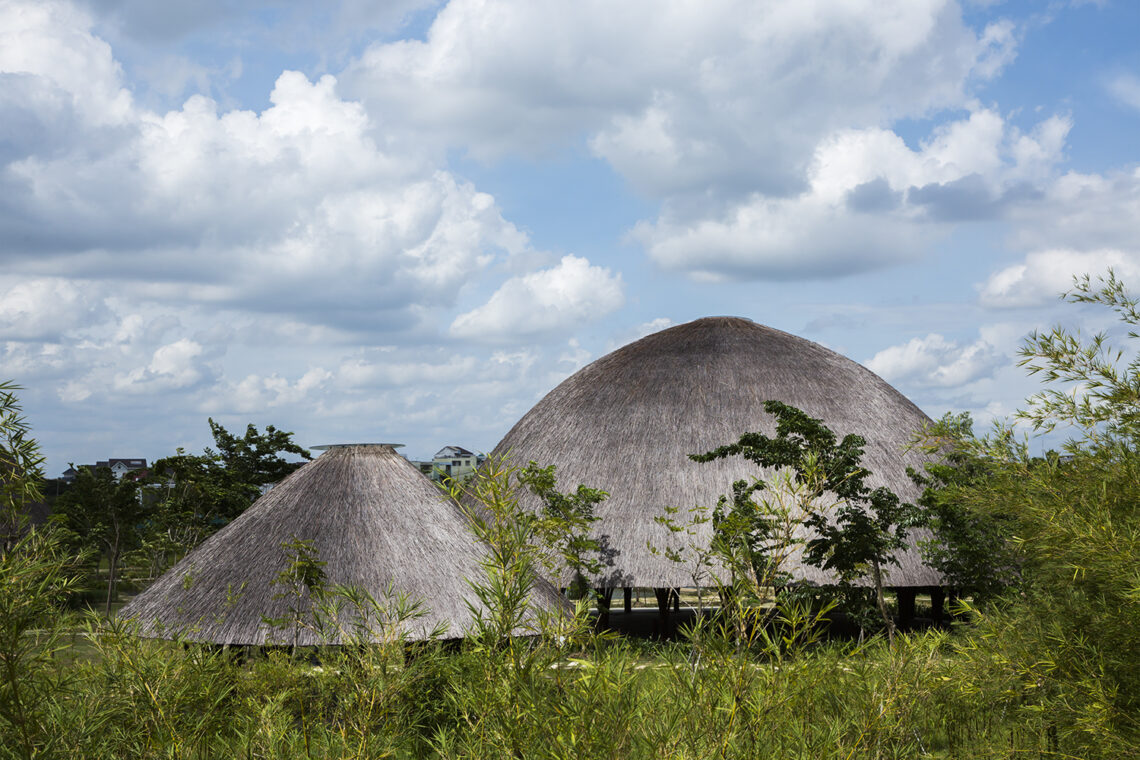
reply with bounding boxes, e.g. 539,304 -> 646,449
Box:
974,163 -> 1140,310
0,278 -> 108,340
1007,167 -> 1140,254
865,333 -> 1004,388
450,255 -> 624,341
978,249 -> 1140,308
5,0 -> 1131,483
345,0 -> 1012,186
636,109 -> 1070,280
0,5 -> 529,331
336,355 -> 479,388
1106,72 -> 1140,113
222,368 -> 333,413
558,338 -> 592,371
0,0 -> 133,127
343,0 -> 1118,288
113,338 -> 211,393
58,378 -> 92,403
2,341 -> 73,385
603,317 -> 674,351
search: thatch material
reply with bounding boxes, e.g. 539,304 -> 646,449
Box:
492,317 -> 942,589
121,444 -> 567,645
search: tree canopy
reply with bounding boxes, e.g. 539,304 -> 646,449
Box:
52,465 -> 143,614
693,400 -> 922,642
149,419 -> 312,534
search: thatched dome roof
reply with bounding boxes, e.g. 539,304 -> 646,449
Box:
493,317 -> 941,589
121,444 -> 566,645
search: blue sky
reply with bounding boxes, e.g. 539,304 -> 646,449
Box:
2,0 -> 1138,473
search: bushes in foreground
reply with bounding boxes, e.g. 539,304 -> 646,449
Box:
3,524 -> 1136,760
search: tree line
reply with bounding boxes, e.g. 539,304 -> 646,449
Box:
10,417 -> 311,615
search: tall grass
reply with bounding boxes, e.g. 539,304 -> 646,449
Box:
1,464 -> 1134,759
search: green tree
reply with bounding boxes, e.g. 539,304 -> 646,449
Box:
205,418 -> 312,490
0,382 -> 45,553
946,270 -> 1140,752
517,462 -> 607,600
53,465 -> 144,615
707,473 -> 805,593
1017,268 -> 1140,445
263,536 -> 328,649
693,400 -> 922,643
0,529 -> 82,760
907,412 -> 1019,606
144,448 -> 251,556
143,419 -> 312,564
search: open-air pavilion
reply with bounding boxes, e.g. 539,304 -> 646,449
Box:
491,316 -> 945,630
120,443 -> 567,646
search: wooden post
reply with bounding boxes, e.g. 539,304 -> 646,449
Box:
930,587 -> 946,622
896,588 -> 916,628
654,587 -> 672,639
594,587 -> 615,629
623,587 -> 632,614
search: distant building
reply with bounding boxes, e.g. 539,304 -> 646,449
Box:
410,446 -> 485,483
61,458 -> 148,482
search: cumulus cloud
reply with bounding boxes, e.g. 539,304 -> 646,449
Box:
336,355 -> 479,388
345,0 -> 1014,183
0,2 -> 529,331
978,249 -> 1140,308
113,338 -> 212,393
0,278 -> 108,341
221,368 -> 333,413
343,1 -> 1109,284
973,165 -> 1140,310
1106,72 -> 1140,113
6,0 -> 1130,480
865,333 -> 1004,388
0,1 -> 627,473
450,255 -> 624,342
0,1 -> 133,129
1006,167 -> 1140,254
636,110 -> 1070,280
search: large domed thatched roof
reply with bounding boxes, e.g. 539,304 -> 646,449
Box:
493,317 -> 941,589
121,444 -> 567,645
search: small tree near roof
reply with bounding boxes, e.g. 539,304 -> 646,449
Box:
692,400 -> 923,644
517,462 -> 607,601
145,419 -> 313,560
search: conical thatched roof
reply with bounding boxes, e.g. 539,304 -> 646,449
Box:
492,317 -> 942,589
121,444 -> 566,645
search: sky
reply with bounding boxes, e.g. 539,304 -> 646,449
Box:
2,0 -> 1139,474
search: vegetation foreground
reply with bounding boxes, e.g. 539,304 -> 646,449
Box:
3,272 -> 1140,758
1,609 -> 1105,759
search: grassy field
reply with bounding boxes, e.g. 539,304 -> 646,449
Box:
4,600 -> 1127,760
6,536 -> 1131,760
